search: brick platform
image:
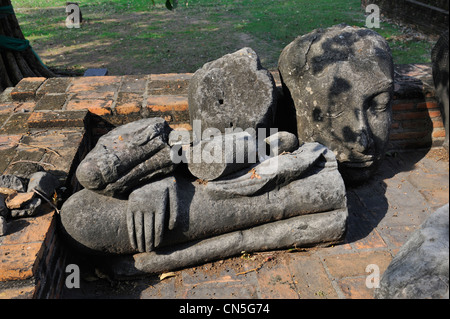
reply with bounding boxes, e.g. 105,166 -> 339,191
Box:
0,64 -> 448,299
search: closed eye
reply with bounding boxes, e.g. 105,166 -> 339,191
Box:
366,92 -> 390,113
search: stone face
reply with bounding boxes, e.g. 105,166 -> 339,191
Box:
188,48 -> 278,141
75,117 -> 177,197
278,24 -> 394,185
375,204 -> 449,299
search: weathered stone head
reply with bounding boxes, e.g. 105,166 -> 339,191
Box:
278,24 -> 394,185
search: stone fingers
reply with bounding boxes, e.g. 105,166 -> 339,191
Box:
168,179 -> 179,231
127,208 -> 154,253
126,206 -> 137,250
144,211 -> 154,252
154,189 -> 168,249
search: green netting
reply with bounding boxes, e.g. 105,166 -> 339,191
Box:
0,5 -> 14,15
0,34 -> 31,51
0,5 -> 46,68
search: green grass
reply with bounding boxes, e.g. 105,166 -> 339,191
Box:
11,0 -> 436,75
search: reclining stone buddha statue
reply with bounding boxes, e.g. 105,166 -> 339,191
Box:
60,117 -> 348,275
58,33 -> 392,274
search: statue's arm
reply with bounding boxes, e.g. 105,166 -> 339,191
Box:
206,143 -> 332,197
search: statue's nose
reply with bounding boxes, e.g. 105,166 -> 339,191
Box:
354,129 -> 373,153
349,108 -> 374,154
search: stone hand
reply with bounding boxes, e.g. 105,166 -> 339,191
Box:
126,177 -> 179,253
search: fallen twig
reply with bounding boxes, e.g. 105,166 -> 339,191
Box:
17,143 -> 61,157
9,160 -> 56,168
32,188 -> 60,214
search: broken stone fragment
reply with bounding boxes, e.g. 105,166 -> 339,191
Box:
264,131 -> 300,156
375,204 -> 449,299
76,118 -> 177,197
187,131 -> 258,181
0,174 -> 27,192
10,197 -> 42,218
27,171 -> 60,199
188,47 -> 278,141
5,191 -> 35,210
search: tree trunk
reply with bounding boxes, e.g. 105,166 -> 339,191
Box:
0,0 -> 54,93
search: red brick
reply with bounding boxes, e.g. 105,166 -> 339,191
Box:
115,102 -> 141,115
2,212 -> 55,246
0,242 -> 43,281
11,77 -> 47,101
390,122 -> 400,129
323,251 -> 392,279
401,120 -> 429,129
27,111 -> 88,128
170,123 -> 192,131
392,102 -> 415,111
417,101 -> 439,109
428,110 -> 442,119
353,229 -> 387,250
338,277 -> 375,299
68,76 -> 122,93
14,102 -> 36,113
120,75 -> 149,93
432,120 -> 444,128
393,112 -> 426,121
36,77 -> 72,98
0,102 -> 36,114
150,73 -> 193,81
71,91 -> 115,100
257,261 -> 299,299
115,92 -> 143,115
66,99 -> 113,116
0,134 -> 22,150
432,129 -> 446,138
287,254 -> 339,299
0,286 -> 35,299
0,103 -> 17,114
389,131 -> 429,140
147,95 -> 189,112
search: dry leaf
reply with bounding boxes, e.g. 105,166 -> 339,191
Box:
118,136 -> 124,141
248,168 -> 261,180
159,272 -> 177,281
